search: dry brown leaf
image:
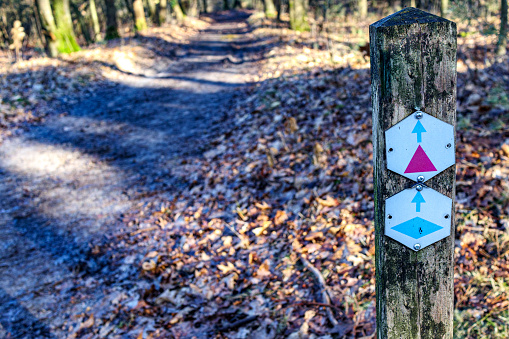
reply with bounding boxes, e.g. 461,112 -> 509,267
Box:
256,260 -> 271,278
316,195 -> 338,207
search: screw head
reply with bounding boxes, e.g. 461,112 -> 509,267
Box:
444,214 -> 450,219
414,243 -> 421,250
416,184 -> 423,191
446,143 -> 452,149
417,175 -> 425,182
415,111 -> 424,119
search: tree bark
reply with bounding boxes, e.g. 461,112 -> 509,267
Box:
263,0 -> 277,18
104,0 -> 119,39
370,8 -> 457,338
496,0 -> 508,55
157,0 -> 168,25
89,0 -> 102,41
133,0 -> 147,32
52,0 -> 80,53
202,0 -> 208,13
289,0 -> 309,31
35,0 -> 58,56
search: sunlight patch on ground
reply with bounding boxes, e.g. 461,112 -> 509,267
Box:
0,138 -> 130,227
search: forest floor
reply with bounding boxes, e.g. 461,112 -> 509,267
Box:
1,9 -> 509,339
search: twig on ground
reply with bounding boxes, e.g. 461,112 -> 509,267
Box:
217,315 -> 258,332
130,226 -> 159,236
300,254 -> 339,327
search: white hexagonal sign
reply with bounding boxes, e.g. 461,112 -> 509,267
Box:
385,186 -> 452,251
385,111 -> 455,182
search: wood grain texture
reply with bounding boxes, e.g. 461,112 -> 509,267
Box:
370,8 -> 457,339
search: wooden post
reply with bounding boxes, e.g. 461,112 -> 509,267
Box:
370,8 -> 457,338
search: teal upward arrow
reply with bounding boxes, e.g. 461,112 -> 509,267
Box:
412,120 -> 426,143
412,191 -> 426,212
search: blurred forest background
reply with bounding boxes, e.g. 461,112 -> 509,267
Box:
0,0 -> 508,338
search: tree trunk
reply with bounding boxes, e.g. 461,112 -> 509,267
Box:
36,0 -> 58,56
233,0 -> 242,8
440,0 -> 448,17
275,0 -> 282,21
157,0 -> 167,25
89,0 -> 102,41
33,2 -> 48,51
133,0 -> 147,32
146,0 -> 157,23
104,0 -> 120,39
187,0 -> 199,17
497,0 -> 508,55
171,0 -> 185,23
202,0 -> 208,13
223,0 -> 230,10
263,0 -> 277,18
124,0 -> 136,23
358,0 -> 367,18
70,0 -> 92,44
52,0 -> 80,53
289,0 -> 309,31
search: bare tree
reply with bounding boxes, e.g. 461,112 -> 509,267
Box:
146,0 -> 157,23
35,0 -> 58,56
105,0 -> 120,39
497,0 -> 508,55
358,0 -> 367,18
263,0 -> 277,18
290,0 -> 309,31
133,0 -> 147,31
440,0 -> 448,17
89,0 -> 102,41
157,0 -> 168,25
52,0 -> 80,53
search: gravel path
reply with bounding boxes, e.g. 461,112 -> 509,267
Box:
0,11 -> 267,338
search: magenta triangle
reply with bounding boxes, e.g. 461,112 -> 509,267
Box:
405,145 -> 437,173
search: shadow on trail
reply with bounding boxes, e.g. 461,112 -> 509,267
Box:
0,10 -> 278,338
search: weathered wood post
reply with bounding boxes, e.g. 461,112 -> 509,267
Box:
370,8 -> 457,338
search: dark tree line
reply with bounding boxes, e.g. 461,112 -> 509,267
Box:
0,0 -> 508,57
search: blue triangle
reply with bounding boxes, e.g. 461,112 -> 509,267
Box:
391,217 -> 443,239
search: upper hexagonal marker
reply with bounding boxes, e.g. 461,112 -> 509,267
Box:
385,111 -> 455,182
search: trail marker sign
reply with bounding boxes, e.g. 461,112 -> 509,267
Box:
385,186 -> 452,251
386,111 -> 455,182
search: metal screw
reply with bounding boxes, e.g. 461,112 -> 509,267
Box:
415,111 -> 423,119
417,175 -> 425,182
388,148 -> 393,152
444,214 -> 450,219
446,143 -> 452,149
414,243 -> 421,250
388,214 -> 392,219
416,184 -> 423,191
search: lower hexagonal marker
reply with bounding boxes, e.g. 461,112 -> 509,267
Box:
385,186 -> 452,251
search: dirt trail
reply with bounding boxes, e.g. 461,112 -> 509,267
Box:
0,11 -> 268,338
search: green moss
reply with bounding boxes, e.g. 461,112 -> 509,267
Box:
135,19 -> 147,32
53,0 -> 80,54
